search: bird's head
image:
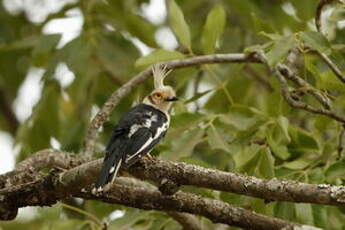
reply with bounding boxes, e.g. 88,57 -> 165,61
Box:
143,65 -> 178,113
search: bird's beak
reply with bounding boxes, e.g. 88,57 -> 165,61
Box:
165,97 -> 179,102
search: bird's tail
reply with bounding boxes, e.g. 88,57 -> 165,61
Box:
93,152 -> 122,193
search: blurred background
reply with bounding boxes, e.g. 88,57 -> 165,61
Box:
1,0 -> 345,229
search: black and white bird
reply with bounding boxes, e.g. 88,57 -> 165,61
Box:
93,65 -> 178,192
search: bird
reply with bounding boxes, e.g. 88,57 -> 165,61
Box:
93,65 -> 178,193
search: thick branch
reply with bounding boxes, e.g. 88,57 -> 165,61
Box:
3,151 -> 345,211
83,53 -> 261,155
1,155 -> 315,229
79,184 -> 308,230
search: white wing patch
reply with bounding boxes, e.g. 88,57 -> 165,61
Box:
128,114 -> 158,138
125,119 -> 169,163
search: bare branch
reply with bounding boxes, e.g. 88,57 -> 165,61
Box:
79,184 -> 309,230
276,64 -> 345,123
1,154 -> 316,229
3,150 -> 345,215
278,63 -> 331,110
83,53 -> 261,155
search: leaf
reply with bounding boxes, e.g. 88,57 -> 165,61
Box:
207,124 -> 232,152
238,147 -> 261,175
169,0 -> 191,50
312,205 -> 328,229
288,126 -> 319,151
109,210 -> 149,229
325,161 -> 345,183
32,34 -> 61,66
257,147 -> 275,179
168,127 -> 204,160
267,136 -> 291,160
274,202 -> 296,221
125,14 -> 158,47
202,5 -> 226,54
184,89 -> 213,104
295,203 -> 314,225
266,35 -> 296,66
299,31 -> 331,54
135,49 -> 185,69
168,112 -> 205,139
282,158 -> 311,170
276,116 -> 291,142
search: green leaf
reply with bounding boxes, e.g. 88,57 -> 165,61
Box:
167,127 -> 204,160
288,126 -> 319,151
202,5 -> 226,54
109,210 -> 149,229
207,124 -> 232,152
258,147 -> 275,179
276,116 -> 291,142
325,161 -> 345,183
125,14 -> 158,47
282,158 -> 311,170
135,49 -> 185,69
312,205 -> 328,229
299,31 -> 331,54
184,89 -> 213,104
266,35 -> 296,66
295,203 -> 314,225
274,202 -> 296,220
32,34 -> 61,66
239,147 -> 262,175
169,0 -> 191,50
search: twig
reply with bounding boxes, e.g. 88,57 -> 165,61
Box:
316,50 -> 345,84
275,65 -> 345,123
278,64 -> 331,110
83,53 -> 261,155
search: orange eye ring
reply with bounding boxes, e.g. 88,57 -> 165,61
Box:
153,93 -> 162,100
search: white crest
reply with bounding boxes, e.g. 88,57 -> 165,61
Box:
152,64 -> 172,89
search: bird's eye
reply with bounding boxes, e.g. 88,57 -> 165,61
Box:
153,93 -> 162,100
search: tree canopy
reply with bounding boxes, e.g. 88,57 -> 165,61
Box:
1,0 -> 345,229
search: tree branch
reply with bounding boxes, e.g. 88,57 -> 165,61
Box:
315,50 -> 345,84
83,53 -> 261,155
275,64 -> 345,123
1,152 -> 319,229
79,184 -> 312,230
3,149 -> 345,223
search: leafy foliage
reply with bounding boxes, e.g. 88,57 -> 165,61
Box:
1,0 -> 345,229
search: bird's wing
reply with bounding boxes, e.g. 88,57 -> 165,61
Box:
123,125 -> 168,168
